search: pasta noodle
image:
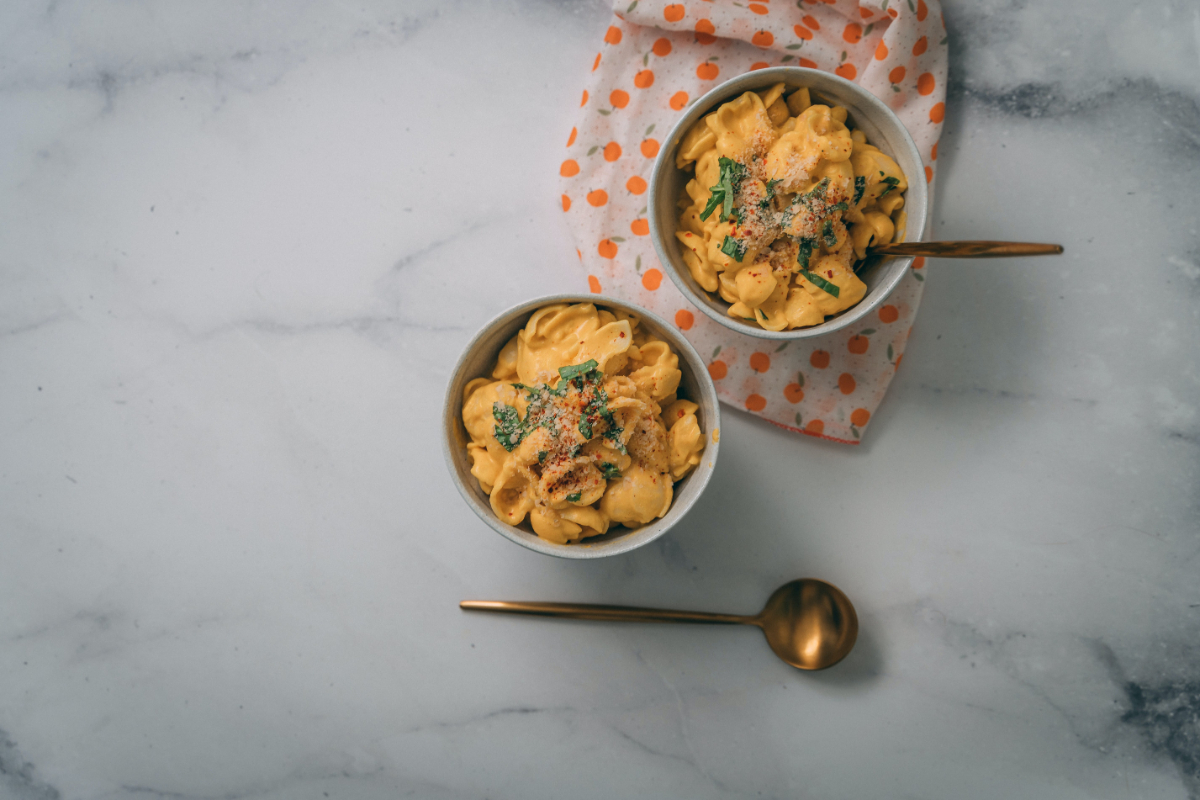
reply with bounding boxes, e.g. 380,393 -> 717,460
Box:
462,303 -> 706,544
674,83 -> 908,331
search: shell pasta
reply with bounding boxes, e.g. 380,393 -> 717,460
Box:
675,83 -> 909,331
462,303 -> 705,544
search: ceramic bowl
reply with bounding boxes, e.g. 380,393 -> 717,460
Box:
648,66 -> 929,340
442,294 -> 720,559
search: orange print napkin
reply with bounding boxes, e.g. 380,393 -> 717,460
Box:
558,0 -> 947,443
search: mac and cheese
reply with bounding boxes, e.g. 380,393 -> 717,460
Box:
675,84 -> 908,331
462,303 -> 706,544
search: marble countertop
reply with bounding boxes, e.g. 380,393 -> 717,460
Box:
2,0 -> 1198,797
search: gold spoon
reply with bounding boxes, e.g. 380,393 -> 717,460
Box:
460,578 -> 858,671
869,240 -> 1064,258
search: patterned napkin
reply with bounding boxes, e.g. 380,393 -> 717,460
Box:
558,0 -> 947,443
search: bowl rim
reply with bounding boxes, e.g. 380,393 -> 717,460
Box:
441,293 -> 721,559
648,66 -> 928,340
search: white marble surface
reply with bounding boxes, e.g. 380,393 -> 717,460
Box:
2,0 -> 1198,797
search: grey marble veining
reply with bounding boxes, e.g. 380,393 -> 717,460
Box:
0,0 -> 1198,798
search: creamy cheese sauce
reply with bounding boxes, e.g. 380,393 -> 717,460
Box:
675,83 -> 909,331
462,303 -> 705,544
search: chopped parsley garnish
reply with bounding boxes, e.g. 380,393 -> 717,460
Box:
788,177 -> 847,243
757,308 -> 769,321
580,383 -> 609,438
505,363 -> 628,468
822,219 -> 838,248
853,176 -> 866,205
796,236 -> 816,270
492,403 -> 525,451
720,235 -> 747,262
797,177 -> 830,208
558,359 -> 599,383
565,492 -> 582,502
700,191 -> 724,222
520,360 -> 617,446
880,176 -> 901,196
699,157 -> 747,223
799,269 -> 841,298
600,405 -> 625,451
599,462 -> 621,479
512,382 -> 552,399
514,381 -> 564,400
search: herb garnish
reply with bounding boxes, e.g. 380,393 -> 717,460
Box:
720,234 -> 747,262
512,359 -> 623,454
796,236 -> 817,270
699,157 -> 747,223
578,406 -> 597,438
760,181 -> 780,212
501,360 -> 629,472
492,403 -> 525,451
798,177 -> 830,207
566,492 -> 582,502
799,269 -> 841,298
605,424 -> 627,454
558,359 -> 599,383
853,176 -> 866,205
787,178 -> 847,252
880,176 -> 901,196
600,462 -> 621,479
821,219 -> 838,248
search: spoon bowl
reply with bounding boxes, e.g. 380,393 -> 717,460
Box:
460,577 -> 859,671
755,579 -> 858,670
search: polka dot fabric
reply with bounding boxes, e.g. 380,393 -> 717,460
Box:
559,0 -> 947,444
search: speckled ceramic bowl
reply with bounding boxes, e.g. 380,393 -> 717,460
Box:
442,294 -> 720,559
648,66 -> 929,340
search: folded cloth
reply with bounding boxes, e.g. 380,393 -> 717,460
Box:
558,0 -> 947,443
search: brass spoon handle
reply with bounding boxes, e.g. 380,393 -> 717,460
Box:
460,600 -> 751,626
869,240 -> 1064,258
